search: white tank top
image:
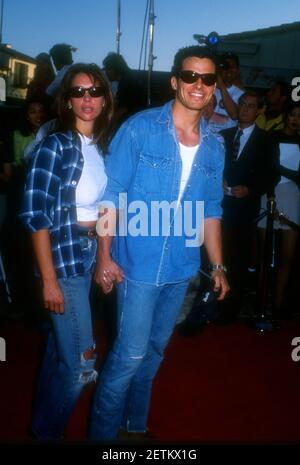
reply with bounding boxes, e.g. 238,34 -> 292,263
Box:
178,143 -> 199,201
76,134 -> 107,221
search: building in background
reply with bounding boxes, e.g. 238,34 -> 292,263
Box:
220,21 -> 300,89
194,21 -> 300,90
0,44 -> 36,101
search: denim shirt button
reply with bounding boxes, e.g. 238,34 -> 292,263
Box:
71,180 -> 77,186
63,207 -> 68,211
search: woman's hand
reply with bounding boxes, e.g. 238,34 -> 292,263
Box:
94,257 -> 124,294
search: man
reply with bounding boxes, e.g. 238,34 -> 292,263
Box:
90,46 -> 229,440
256,80 -> 290,131
209,52 -> 244,133
102,52 -> 147,127
218,91 -> 276,324
46,43 -> 74,98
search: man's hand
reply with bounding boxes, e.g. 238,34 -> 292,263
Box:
94,257 -> 124,294
43,278 -> 64,314
232,185 -> 249,198
210,270 -> 230,301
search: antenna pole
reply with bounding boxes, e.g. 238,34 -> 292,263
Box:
116,0 -> 121,53
147,0 -> 156,106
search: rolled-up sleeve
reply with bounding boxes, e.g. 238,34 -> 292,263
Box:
20,136 -> 62,232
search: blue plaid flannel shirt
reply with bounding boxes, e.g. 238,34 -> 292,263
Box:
20,130 -> 92,278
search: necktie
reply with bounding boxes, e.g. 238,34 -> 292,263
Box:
231,128 -> 243,162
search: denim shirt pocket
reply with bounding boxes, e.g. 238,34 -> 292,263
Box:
134,152 -> 171,199
197,164 -> 217,181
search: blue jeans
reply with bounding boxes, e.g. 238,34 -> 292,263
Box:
89,278 -> 189,440
31,232 -> 97,439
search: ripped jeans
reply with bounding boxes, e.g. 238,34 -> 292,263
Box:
31,233 -> 97,439
89,278 -> 189,440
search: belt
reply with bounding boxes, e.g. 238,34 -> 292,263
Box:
78,227 -> 97,239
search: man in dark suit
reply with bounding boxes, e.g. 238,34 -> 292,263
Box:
217,90 -> 276,323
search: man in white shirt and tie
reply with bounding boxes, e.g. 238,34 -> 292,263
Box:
217,91 -> 277,324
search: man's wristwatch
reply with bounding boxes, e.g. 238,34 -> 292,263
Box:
209,264 -> 227,273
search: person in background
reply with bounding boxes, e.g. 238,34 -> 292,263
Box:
20,63 -> 114,439
216,91 -> 277,325
0,98 -> 48,318
258,100 -> 300,317
46,43 -> 75,99
209,52 -> 244,133
26,53 -> 55,104
12,98 -> 48,167
102,52 -> 147,128
256,81 -> 290,132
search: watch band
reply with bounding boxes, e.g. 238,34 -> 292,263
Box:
209,264 -> 227,273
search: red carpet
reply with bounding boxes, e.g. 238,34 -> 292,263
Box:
1,317 -> 300,443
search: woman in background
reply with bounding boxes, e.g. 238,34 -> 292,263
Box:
258,101 -> 300,315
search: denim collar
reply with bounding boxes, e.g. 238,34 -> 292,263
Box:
157,100 -> 209,141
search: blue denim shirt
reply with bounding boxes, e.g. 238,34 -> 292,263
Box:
102,100 -> 224,285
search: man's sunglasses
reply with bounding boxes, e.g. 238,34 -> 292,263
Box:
179,70 -> 217,86
68,86 -> 105,98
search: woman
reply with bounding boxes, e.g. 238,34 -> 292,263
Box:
258,101 -> 300,315
1,99 -> 48,316
12,98 -> 48,167
20,63 -> 114,439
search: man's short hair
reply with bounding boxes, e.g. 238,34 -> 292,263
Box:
171,46 -> 217,77
49,43 -> 73,68
238,90 -> 264,109
102,53 -> 129,75
219,52 -> 240,68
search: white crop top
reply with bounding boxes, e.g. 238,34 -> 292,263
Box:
76,134 -> 107,221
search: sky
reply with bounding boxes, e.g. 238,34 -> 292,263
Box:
2,0 -> 300,72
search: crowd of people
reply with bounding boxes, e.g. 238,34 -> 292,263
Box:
0,43 -> 299,441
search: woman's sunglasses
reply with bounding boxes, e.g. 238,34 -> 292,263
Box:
179,70 -> 217,86
68,86 -> 105,98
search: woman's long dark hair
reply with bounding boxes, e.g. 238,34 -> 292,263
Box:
55,63 -> 114,153
18,98 -> 48,136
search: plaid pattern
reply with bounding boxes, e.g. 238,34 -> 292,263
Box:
20,131 -> 92,278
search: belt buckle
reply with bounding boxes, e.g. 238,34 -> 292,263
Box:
87,228 -> 96,239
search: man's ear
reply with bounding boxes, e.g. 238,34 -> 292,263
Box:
170,76 -> 178,91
